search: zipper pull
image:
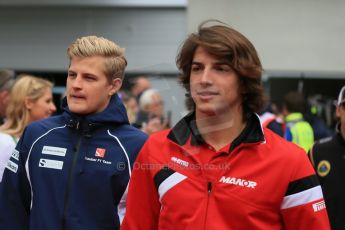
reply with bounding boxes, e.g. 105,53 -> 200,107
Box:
207,181 -> 212,194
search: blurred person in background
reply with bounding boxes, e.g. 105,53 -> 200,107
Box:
309,85 -> 345,230
134,88 -> 170,134
120,90 -> 139,124
0,35 -> 147,230
0,69 -> 16,125
283,91 -> 314,153
130,75 -> 151,102
121,21 -> 329,230
259,102 -> 285,137
0,74 -> 56,182
305,94 -> 335,141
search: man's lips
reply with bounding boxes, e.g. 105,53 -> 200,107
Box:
197,91 -> 218,96
196,91 -> 218,100
70,95 -> 86,100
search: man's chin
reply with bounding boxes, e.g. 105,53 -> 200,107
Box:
69,105 -> 87,114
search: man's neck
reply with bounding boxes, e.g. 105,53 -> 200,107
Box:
195,109 -> 246,151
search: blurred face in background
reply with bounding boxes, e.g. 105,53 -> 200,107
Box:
66,56 -> 120,115
147,93 -> 164,118
0,90 -> 10,118
126,97 -> 139,115
26,87 -> 56,122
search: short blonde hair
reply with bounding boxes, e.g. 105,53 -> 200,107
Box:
67,36 -> 127,82
0,75 -> 53,137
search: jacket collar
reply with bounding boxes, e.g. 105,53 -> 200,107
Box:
62,94 -> 129,134
167,111 -> 265,152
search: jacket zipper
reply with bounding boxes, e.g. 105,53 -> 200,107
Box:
203,181 -> 212,230
207,181 -> 212,194
62,133 -> 82,230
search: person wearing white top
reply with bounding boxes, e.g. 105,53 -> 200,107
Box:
0,75 -> 56,183
0,132 -> 16,182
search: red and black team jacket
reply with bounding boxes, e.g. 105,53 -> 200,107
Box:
121,113 -> 330,230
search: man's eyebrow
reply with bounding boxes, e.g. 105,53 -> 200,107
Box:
215,59 -> 231,65
191,61 -> 230,65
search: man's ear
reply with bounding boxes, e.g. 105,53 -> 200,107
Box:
109,78 -> 123,96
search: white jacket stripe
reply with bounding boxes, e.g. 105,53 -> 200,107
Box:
281,185 -> 323,209
158,172 -> 187,202
25,125 -> 66,209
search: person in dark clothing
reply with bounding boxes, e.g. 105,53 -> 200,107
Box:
309,85 -> 345,230
0,35 -> 147,230
259,103 -> 285,137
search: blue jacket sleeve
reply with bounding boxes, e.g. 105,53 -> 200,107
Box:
0,137 -> 31,230
284,127 -> 293,141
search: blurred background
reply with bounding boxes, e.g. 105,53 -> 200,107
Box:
1,0 -> 344,128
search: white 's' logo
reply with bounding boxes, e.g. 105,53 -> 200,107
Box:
219,176 -> 257,189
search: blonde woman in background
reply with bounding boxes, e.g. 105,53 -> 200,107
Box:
0,75 -> 56,181
120,90 -> 139,124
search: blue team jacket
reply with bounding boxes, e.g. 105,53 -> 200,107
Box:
0,94 -> 148,230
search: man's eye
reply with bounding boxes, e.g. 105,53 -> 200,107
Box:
85,76 -> 96,81
191,66 -> 201,72
216,65 -> 231,72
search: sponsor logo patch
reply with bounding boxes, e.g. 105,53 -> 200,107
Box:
38,158 -> 64,170
85,156 -> 112,165
11,149 -> 19,161
317,160 -> 331,177
42,146 -> 67,157
312,200 -> 326,212
6,160 -> 18,173
219,176 -> 257,189
95,148 -> 106,158
171,156 -> 189,167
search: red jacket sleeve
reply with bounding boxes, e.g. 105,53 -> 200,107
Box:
121,142 -> 161,230
280,150 -> 330,229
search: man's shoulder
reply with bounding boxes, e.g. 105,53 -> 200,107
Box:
264,130 -> 307,158
113,124 -> 148,138
24,115 -> 66,139
148,129 -> 171,142
28,115 -> 64,128
107,124 -> 148,148
312,135 -> 336,154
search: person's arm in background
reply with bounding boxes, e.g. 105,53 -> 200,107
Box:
0,134 -> 16,182
0,130 -> 32,230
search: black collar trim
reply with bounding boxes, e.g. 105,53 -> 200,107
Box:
167,112 -> 265,151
